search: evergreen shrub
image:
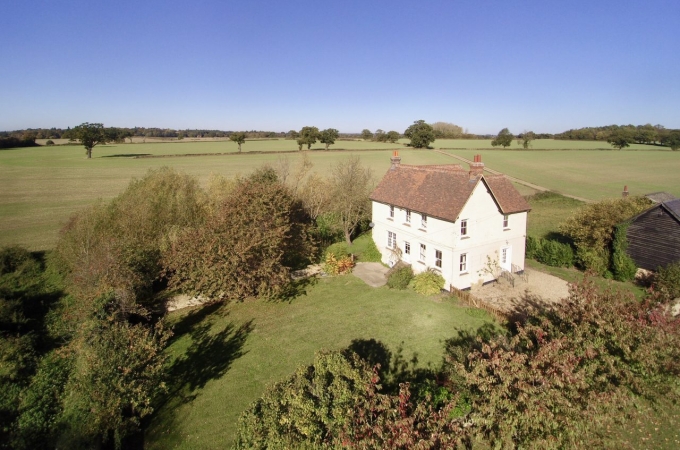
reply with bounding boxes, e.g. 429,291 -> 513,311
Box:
386,264 -> 413,290
525,237 -> 574,267
410,269 -> 445,295
611,222 -> 637,281
655,262 -> 680,300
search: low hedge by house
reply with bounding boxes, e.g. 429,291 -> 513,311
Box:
526,236 -> 574,268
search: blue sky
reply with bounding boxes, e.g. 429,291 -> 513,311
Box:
1,0 -> 678,134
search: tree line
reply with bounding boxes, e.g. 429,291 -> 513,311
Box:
554,123 -> 680,149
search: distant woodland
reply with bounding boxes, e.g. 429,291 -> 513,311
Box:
2,123 -> 679,150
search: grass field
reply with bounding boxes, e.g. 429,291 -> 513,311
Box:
2,138 -> 678,250
145,274 -> 493,449
525,191 -> 585,239
437,147 -> 679,200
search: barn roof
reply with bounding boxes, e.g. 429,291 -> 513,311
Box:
369,160 -> 530,223
645,192 -> 677,204
662,199 -> 680,222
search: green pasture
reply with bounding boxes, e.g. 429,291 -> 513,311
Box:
0,141 -> 413,250
1,138 -> 678,250
437,147 -> 679,201
145,273 -> 492,449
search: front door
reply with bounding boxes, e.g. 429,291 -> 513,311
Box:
500,246 -> 512,271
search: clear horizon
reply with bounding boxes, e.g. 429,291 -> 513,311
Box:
2,0 -> 678,135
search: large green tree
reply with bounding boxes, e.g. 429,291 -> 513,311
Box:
404,120 -> 435,148
229,132 -> 246,152
517,130 -> 536,149
607,128 -> 635,150
297,126 -> 319,150
319,128 -> 339,150
385,130 -> 400,143
491,128 -> 513,148
662,130 -> 680,150
360,129 -> 373,140
71,122 -> 107,158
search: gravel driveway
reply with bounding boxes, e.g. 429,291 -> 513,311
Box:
470,268 -> 570,316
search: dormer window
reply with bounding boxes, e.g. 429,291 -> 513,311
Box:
503,214 -> 509,229
389,205 -> 394,219
405,209 -> 411,223
461,219 -> 468,236
421,214 -> 427,229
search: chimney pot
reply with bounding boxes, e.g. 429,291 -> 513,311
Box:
390,150 -> 401,170
469,154 -> 484,178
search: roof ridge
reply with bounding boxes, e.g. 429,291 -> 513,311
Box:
398,164 -> 465,172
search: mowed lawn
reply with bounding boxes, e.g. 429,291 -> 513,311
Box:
145,275 -> 492,449
2,138 -> 678,250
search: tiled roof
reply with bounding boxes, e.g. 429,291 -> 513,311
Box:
369,164 -> 530,222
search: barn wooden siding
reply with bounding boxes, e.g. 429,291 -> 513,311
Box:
626,206 -> 680,271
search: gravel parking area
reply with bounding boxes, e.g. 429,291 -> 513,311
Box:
470,268 -> 570,315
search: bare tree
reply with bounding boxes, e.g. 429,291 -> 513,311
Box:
299,173 -> 332,221
328,156 -> 373,245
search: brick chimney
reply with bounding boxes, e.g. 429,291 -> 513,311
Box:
469,154 -> 484,178
390,150 -> 401,170
622,185 -> 629,198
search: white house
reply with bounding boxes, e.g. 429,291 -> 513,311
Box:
369,152 -> 530,290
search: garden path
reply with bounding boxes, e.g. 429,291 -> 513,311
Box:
352,262 -> 389,287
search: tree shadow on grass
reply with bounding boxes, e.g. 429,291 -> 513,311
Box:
442,323 -> 505,365
101,153 -> 151,158
168,301 -> 225,344
270,276 -> 318,303
168,318 -> 254,395
345,338 -> 434,393
145,311 -> 253,449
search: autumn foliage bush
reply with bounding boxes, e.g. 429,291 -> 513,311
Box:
446,276 -> 680,449
235,350 -> 469,449
164,167 -> 315,301
53,167 -> 206,309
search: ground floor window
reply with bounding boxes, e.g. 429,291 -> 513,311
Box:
435,249 -> 442,268
387,231 -> 396,249
459,253 -> 467,273
419,243 -> 426,262
404,241 -> 411,255
501,247 -> 508,265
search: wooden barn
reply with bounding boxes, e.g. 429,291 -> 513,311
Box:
626,199 -> 680,271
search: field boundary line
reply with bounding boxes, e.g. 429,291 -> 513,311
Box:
434,150 -> 594,203
126,147 -> 406,159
